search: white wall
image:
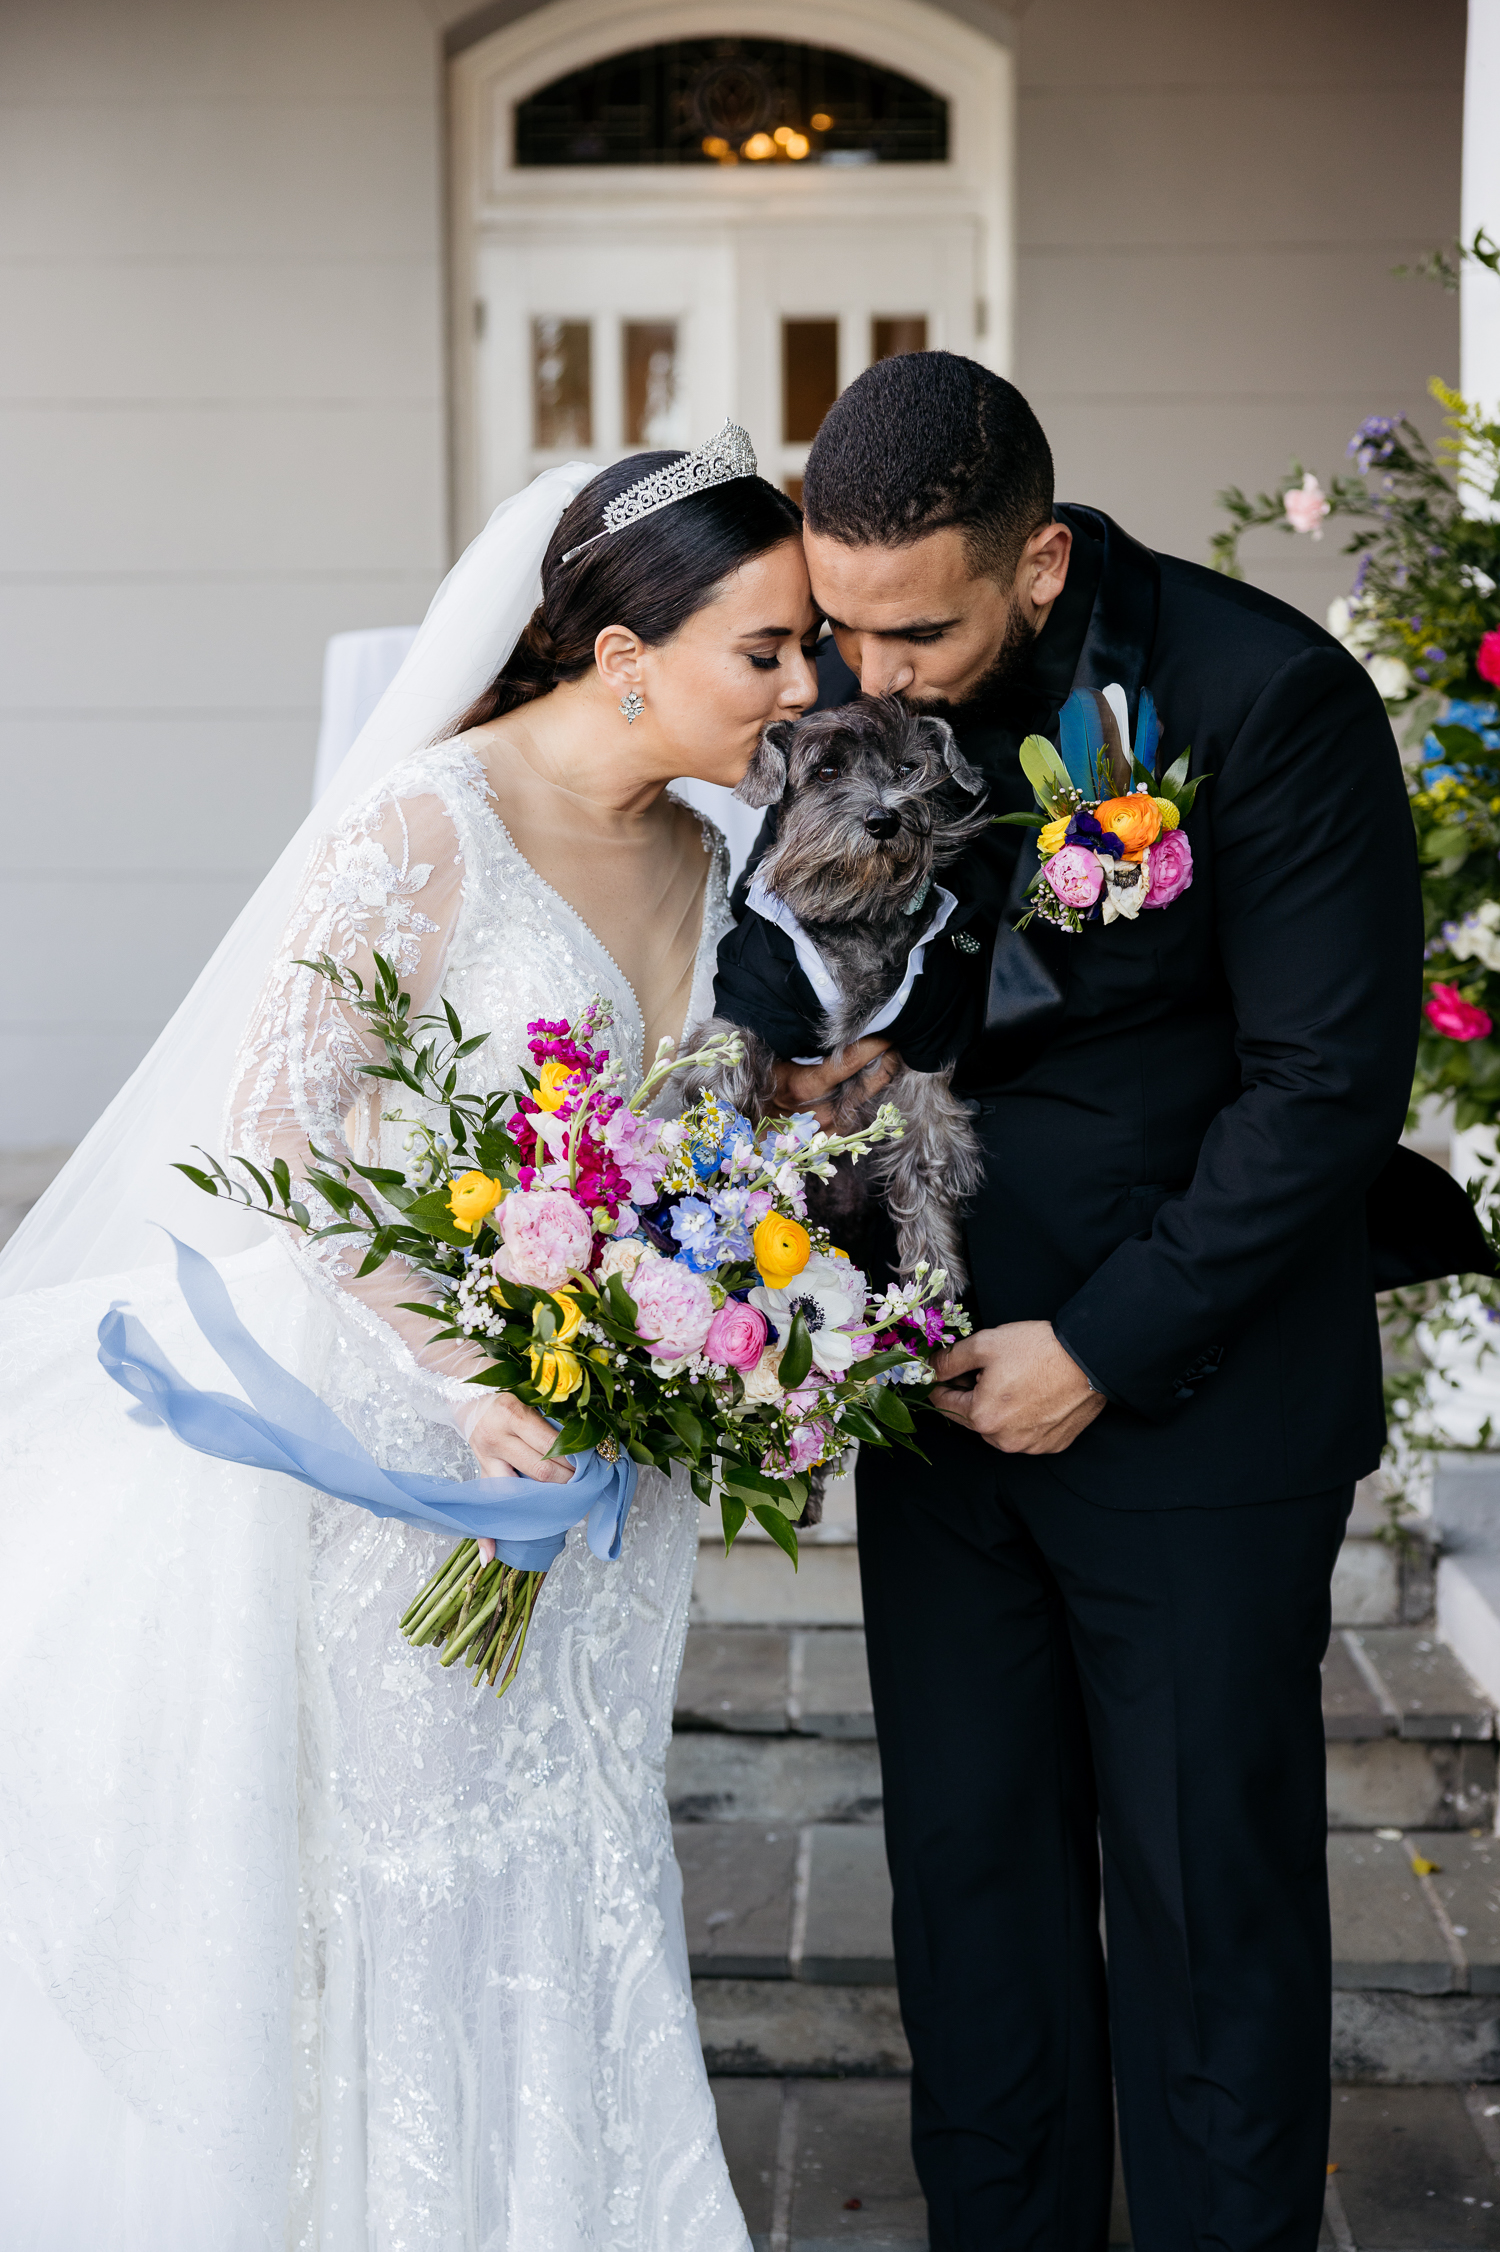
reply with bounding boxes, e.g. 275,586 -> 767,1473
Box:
1463,0 -> 1500,418
1016,0 -> 1465,621
0,0 -> 450,1146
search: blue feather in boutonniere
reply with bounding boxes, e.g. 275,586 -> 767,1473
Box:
995,685 -> 1209,934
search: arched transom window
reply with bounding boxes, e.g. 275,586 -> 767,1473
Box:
515,37 -> 948,168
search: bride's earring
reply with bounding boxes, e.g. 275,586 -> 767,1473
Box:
619,690 -> 645,725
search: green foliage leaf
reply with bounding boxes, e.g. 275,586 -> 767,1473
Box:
778,1310 -> 813,1392
836,1403 -> 887,1446
992,810 -> 1046,830
1159,748 -> 1192,797
872,1385 -> 916,1432
664,1401 -> 705,1460
1170,774 -> 1210,819
1018,733 -> 1074,817
172,1162 -> 221,1198
399,1184 -> 473,1246
1429,724 -> 1489,765
719,1495 -> 748,1554
464,1357 -> 525,1388
605,1272 -> 640,1329
751,1503 -> 799,1568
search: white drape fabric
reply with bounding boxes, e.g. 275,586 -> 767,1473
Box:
313,625 -> 421,804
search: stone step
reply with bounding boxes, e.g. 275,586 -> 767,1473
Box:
692,1473 -> 1437,1631
684,1819 -> 1500,2083
713,2078 -> 1500,2251
670,1623 -> 1499,1830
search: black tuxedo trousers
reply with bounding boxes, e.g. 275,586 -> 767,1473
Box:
858,1420 -> 1351,2252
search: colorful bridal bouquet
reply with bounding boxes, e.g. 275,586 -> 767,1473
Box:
178,955 -> 967,1693
996,686 -> 1206,935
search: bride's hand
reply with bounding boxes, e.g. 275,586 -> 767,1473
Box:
461,1392 -> 574,1567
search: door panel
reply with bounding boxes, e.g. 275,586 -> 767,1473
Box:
475,216 -> 977,511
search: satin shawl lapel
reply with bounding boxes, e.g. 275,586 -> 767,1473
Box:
980,509 -> 1162,1067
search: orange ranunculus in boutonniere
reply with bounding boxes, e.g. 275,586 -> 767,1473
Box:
1094,793 -> 1163,862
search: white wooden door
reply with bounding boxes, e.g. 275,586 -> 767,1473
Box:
473,212 -> 981,511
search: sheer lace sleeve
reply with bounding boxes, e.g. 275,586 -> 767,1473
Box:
228,774 -> 491,1414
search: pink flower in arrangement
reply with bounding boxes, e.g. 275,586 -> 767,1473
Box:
1142,828 -> 1194,909
1043,844 -> 1105,910
1478,629 -> 1500,691
784,1419 -> 832,1473
630,1258 -> 716,1359
494,1189 -> 595,1290
1425,983 -> 1494,1042
703,1299 -> 769,1371
1283,472 -> 1330,538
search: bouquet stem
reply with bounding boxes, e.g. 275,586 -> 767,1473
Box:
401,1539 -> 544,1697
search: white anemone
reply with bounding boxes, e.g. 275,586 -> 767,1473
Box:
749,1255 -> 864,1375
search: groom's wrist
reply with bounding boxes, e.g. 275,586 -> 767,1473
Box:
1051,1326 -> 1115,1405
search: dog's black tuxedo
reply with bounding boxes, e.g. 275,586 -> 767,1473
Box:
734,506 -> 1494,2250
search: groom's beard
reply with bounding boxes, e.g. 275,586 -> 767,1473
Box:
904,598 -> 1038,727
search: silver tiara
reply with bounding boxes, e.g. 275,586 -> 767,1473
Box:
559,421 -> 758,564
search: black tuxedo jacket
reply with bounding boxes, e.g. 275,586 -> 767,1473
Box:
733,506 -> 1490,1508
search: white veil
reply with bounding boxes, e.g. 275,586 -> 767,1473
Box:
0,461 -> 597,1300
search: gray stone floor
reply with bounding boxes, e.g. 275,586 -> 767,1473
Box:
714,2078 -> 1500,2250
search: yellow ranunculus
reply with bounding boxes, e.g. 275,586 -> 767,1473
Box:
448,1170 -> 504,1235
533,1057 -> 582,1114
1151,796 -> 1180,832
528,1343 -> 584,1402
1038,815 -> 1070,857
753,1212 -> 811,1289
537,1289 -> 583,1346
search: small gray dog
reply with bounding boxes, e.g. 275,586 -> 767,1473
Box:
692,694 -> 991,1288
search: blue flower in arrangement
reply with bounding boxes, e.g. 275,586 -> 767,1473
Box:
683,1094 -> 755,1181
668,1196 -> 721,1271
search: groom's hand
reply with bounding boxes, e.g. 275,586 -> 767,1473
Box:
931,1322 -> 1105,1454
770,1037 -> 899,1129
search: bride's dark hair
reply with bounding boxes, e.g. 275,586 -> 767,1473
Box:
445,453 -> 803,733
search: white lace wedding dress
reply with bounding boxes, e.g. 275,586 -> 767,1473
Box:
0,740 -> 750,2252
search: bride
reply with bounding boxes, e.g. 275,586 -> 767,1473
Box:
0,433 -> 815,2249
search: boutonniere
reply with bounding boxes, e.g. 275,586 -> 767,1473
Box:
996,685 -> 1209,934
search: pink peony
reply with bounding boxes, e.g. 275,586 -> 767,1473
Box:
1426,982 -> 1493,1042
1142,828 -> 1194,909
703,1299 -> 769,1371
1478,628 -> 1500,690
1044,843 -> 1104,910
630,1258 -> 715,1359
784,1420 -> 832,1472
495,1189 -> 594,1290
1283,472 -> 1329,538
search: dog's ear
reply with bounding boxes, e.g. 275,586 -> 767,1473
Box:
918,715 -> 984,795
735,720 -> 795,808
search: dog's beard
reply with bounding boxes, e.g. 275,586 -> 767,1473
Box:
905,596 -> 1037,727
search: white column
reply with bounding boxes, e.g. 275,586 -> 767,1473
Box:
1463,0 -> 1500,415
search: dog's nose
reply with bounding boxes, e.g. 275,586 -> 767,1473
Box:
863,807 -> 901,840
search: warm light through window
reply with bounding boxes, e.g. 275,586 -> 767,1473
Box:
810,111 -> 833,130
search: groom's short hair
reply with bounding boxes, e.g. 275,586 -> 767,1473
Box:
802,352 -> 1054,583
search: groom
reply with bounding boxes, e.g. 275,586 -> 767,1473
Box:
749,353 -> 1489,2249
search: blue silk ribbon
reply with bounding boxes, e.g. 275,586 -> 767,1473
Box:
96,1233 -> 636,1573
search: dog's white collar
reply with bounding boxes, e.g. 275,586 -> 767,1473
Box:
745,874 -> 960,1064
